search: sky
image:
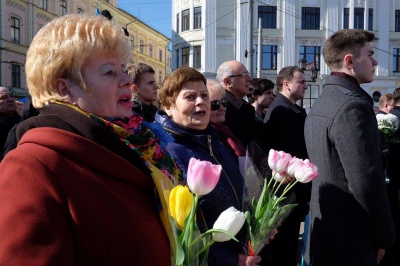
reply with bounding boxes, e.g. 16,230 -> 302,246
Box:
117,0 -> 173,38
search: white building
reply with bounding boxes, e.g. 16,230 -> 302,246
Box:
172,0 -> 400,109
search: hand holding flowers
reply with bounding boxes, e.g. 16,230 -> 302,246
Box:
243,149 -> 318,255
168,158 -> 246,266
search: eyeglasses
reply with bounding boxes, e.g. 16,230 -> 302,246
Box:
210,98 -> 228,111
228,72 -> 250,78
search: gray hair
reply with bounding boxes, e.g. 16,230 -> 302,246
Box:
216,61 -> 234,82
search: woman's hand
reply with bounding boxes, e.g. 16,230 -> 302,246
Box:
238,254 -> 261,266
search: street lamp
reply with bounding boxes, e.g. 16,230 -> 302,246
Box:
298,58 -> 318,82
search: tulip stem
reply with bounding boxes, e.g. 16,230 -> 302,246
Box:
271,180 -> 298,209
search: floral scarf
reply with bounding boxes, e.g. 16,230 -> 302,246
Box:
55,101 -> 181,184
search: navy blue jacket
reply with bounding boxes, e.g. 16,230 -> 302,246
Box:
156,111 -> 244,266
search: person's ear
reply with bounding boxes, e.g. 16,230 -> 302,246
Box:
131,84 -> 138,92
55,78 -> 72,97
223,77 -> 231,87
343,54 -> 353,68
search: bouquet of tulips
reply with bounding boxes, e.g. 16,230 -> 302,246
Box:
167,157 -> 246,266
242,143 -> 318,255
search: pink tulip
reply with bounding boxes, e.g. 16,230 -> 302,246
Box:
273,171 -> 290,183
268,149 -> 292,173
294,159 -> 318,183
187,157 -> 222,196
286,157 -> 302,177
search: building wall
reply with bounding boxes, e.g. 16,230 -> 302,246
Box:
172,0 -> 400,109
0,0 -> 170,97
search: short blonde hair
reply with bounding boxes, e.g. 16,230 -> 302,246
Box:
379,93 -> 394,109
26,14 -> 131,108
206,79 -> 225,99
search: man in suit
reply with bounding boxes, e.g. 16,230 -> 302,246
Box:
304,29 -> 394,266
261,66 -> 310,266
216,60 -> 256,148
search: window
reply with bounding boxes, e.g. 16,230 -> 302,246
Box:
149,45 -> 153,57
60,0 -> 67,16
130,36 -> 135,49
302,85 -> 320,110
176,13 -> 180,33
194,7 -> 202,29
182,9 -> 190,31
301,7 -> 320,29
11,17 -> 20,44
12,64 -> 21,88
299,46 -> 321,70
77,8 -> 84,14
41,0 -> 48,10
256,45 -> 278,70
343,8 -> 373,30
354,8 -> 364,29
396,10 -> 400,32
368,8 -> 373,31
159,50 -> 163,62
159,71 -> 162,84
182,47 -> 190,66
344,8 -> 349,29
393,48 -> 400,72
193,45 -> 201,69
258,6 -> 277,29
176,49 -> 180,68
140,40 -> 144,53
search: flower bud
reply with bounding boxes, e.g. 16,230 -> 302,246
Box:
294,159 -> 318,183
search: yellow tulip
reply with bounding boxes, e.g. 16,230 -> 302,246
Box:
169,185 -> 194,229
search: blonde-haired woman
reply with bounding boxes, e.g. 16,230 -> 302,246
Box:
0,14 -> 180,265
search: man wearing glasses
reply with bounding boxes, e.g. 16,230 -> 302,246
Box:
216,60 -> 256,148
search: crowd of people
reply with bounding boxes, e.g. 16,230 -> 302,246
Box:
0,14 -> 399,266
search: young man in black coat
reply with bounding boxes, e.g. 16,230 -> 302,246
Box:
304,29 -> 394,266
262,66 -> 310,266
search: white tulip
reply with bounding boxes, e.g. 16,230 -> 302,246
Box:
212,206 -> 245,242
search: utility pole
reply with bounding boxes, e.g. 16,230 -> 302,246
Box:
247,0 -> 254,77
257,17 -> 262,78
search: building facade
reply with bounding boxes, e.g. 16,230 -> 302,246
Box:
172,0 -> 400,110
0,0 -> 170,98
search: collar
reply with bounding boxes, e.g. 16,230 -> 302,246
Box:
331,72 -> 361,88
275,92 -> 304,114
225,90 -> 243,109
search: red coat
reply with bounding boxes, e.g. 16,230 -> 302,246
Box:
0,105 -> 171,265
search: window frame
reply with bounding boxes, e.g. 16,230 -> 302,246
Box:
11,64 -> 21,88
256,45 -> 278,70
396,10 -> 400,32
11,16 -> 20,44
182,47 -> 190,66
258,6 -> 277,29
60,0 -> 67,16
149,44 -> 153,58
393,48 -> 400,72
194,6 -> 202,29
159,50 -> 163,62
299,46 -> 321,70
193,45 -> 201,69
301,7 -> 320,30
41,0 -> 48,10
182,9 -> 190,31
140,40 -> 144,53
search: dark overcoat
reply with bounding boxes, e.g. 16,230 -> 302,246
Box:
304,75 -> 395,266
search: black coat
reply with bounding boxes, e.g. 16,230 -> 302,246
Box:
304,75 -> 395,266
224,90 -> 256,148
263,92 -> 311,205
